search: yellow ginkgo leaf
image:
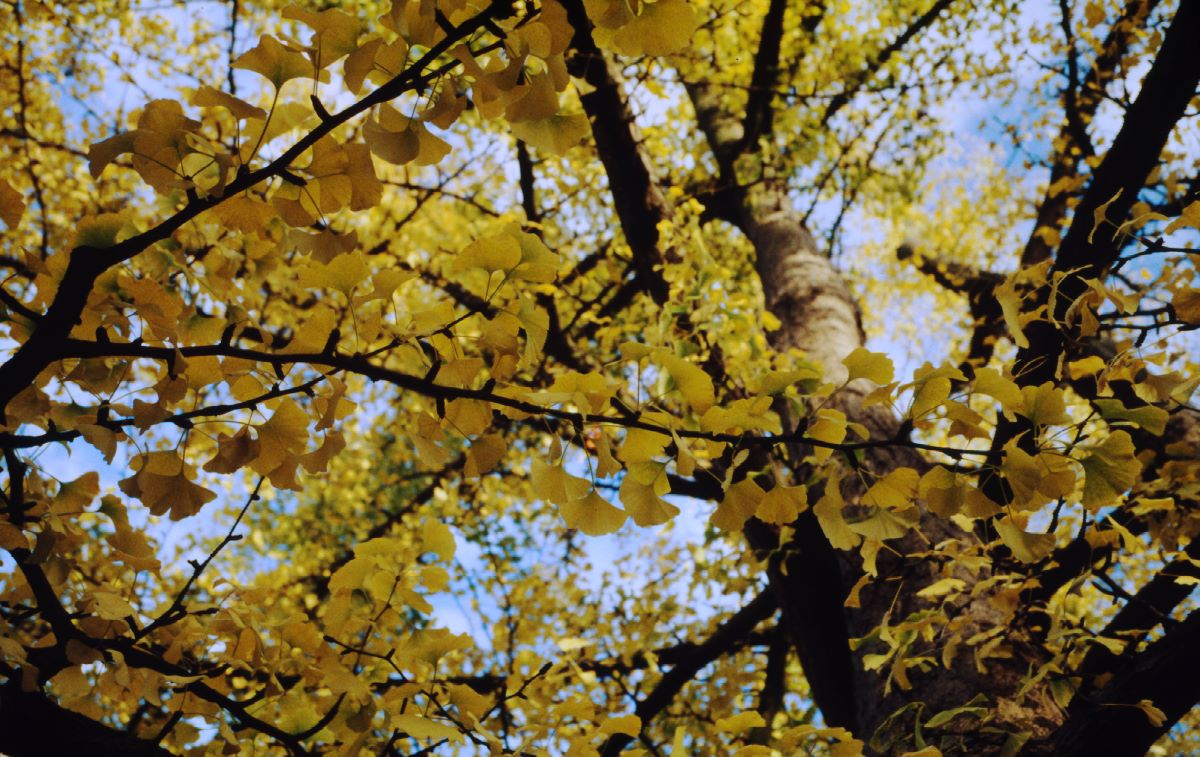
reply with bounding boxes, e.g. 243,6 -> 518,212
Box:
510,114 -> 590,155
119,452 -> 218,520
594,434 -> 622,478
52,473 -> 99,514
76,213 -> 129,248
919,465 -> 966,517
391,714 -> 464,743
283,5 -> 361,66
661,354 -> 714,414
1068,355 -> 1107,380
715,711 -> 766,735
355,268 -> 414,306
89,590 -> 135,621
619,465 -> 678,526
505,72 -> 560,123
233,34 -> 315,89
298,250 -> 369,295
994,274 -> 1029,349
843,347 -> 894,385
363,108 -> 449,166
619,427 -> 671,463
0,178 -> 25,229
562,489 -> 628,535
212,195 -> 277,235
0,521 -> 28,551
1079,430 -> 1141,510
583,0 -> 633,29
189,85 -> 266,120
807,408 -> 847,462
915,578 -> 966,599
531,458 -> 588,505
79,424 -> 118,463
973,367 -> 1023,414
1088,188 -> 1123,243
510,226 -> 561,282
756,484 -> 807,525
1173,287 -> 1200,325
813,470 -> 860,550
1019,382 -> 1070,426
1094,398 -> 1168,436
863,467 -> 919,510
711,478 -> 764,532
1163,200 -> 1200,234
299,431 -> 346,474
455,233 -> 522,273
907,363 -> 960,419
598,714 -> 642,737
759,367 -> 821,395
422,519 -> 456,561
995,516 -> 1055,564
88,131 -> 139,179
239,101 -> 317,162
847,506 -> 918,541
1000,442 -> 1075,510
609,0 -> 699,57
253,399 -> 309,483
465,433 -> 506,477
1134,699 -> 1167,728
278,691 -> 322,735
343,37 -> 387,94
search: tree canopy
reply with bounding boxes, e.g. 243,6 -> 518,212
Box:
1,0 -> 1199,754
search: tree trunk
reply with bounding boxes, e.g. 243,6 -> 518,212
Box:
688,81 -> 1067,750
746,191 -> 1066,751
565,1 -> 1084,749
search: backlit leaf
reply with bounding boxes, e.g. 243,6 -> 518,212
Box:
0,178 -> 25,228
843,347 -> 894,385
995,517 -> 1055,564
1079,431 -> 1141,510
562,489 -> 628,535
234,35 -> 315,89
711,478 -> 764,532
755,484 -> 807,525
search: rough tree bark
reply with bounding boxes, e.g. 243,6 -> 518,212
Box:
687,61 -> 1065,754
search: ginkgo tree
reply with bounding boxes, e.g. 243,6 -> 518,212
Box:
2,0 -> 1200,754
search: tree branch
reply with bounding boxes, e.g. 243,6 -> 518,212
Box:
561,0 -> 672,305
1072,537 -> 1200,689
820,0 -> 956,126
988,0 -> 1200,480
1047,608 -> 1200,756
1021,0 -> 1163,266
0,677 -> 171,757
599,590 -> 777,756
